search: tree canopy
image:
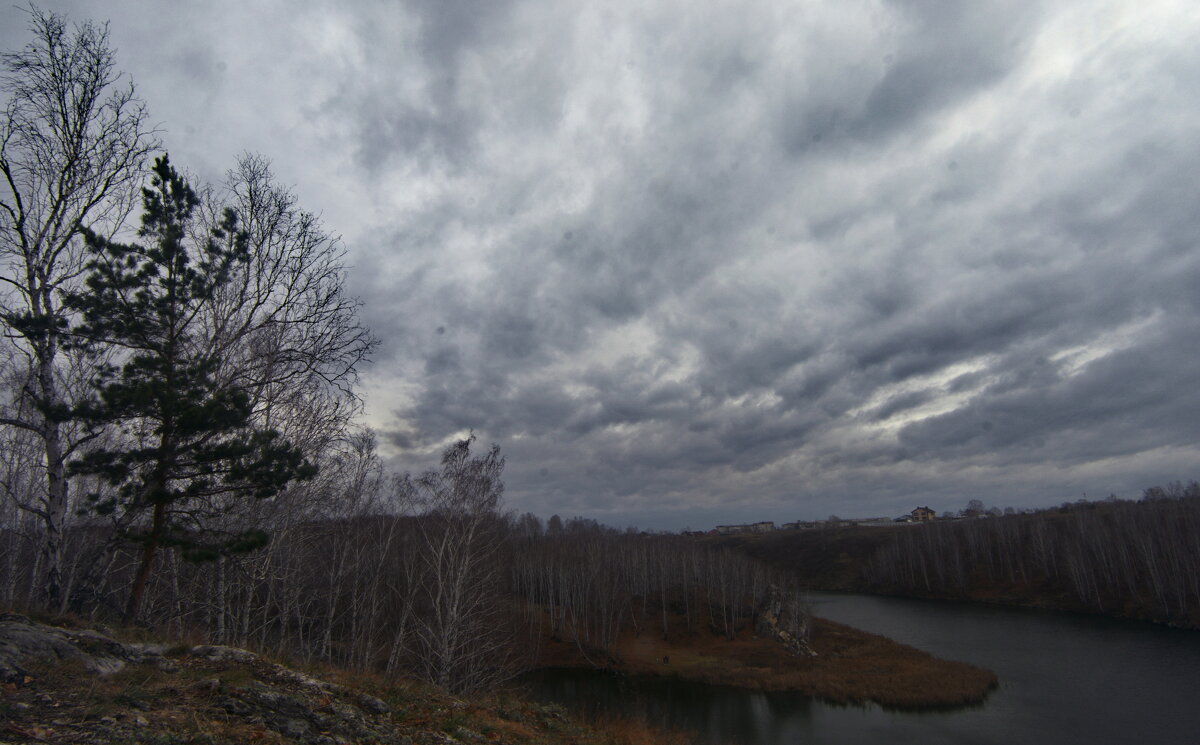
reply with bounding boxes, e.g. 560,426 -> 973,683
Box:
67,155 -> 316,621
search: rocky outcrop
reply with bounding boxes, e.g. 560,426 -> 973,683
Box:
0,613 -> 408,744
755,585 -> 817,657
212,680 -> 402,745
0,612 -> 606,745
191,643 -> 259,664
0,611 -> 171,682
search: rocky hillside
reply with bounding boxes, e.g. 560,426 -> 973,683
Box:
0,611 -> 668,745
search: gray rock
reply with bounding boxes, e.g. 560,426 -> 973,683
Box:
755,584 -> 817,657
218,696 -> 254,716
215,678 -> 406,745
191,677 -> 221,693
355,692 -> 391,714
278,717 -> 310,738
1,615 -> 413,745
271,665 -> 328,690
0,618 -> 129,681
190,644 -> 258,664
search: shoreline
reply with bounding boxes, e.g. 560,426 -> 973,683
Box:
809,584 -> 1200,631
711,523 -> 1200,630
535,615 -> 998,710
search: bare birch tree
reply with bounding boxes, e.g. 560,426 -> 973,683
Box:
203,153 -> 376,422
0,5 -> 157,608
398,435 -> 519,694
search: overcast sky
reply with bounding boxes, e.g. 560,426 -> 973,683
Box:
5,0 -> 1199,529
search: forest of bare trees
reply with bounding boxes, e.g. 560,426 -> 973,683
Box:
0,428 -> 806,694
863,484 -> 1200,626
513,521 -> 808,666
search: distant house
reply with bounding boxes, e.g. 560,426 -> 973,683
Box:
911,506 -> 936,522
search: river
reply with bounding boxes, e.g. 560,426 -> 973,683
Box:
523,593 -> 1200,744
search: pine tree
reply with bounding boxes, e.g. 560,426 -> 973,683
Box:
67,155 -> 316,622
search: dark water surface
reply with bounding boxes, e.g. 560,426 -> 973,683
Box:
522,593 -> 1200,745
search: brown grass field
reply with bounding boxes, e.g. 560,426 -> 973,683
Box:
538,615 -> 997,709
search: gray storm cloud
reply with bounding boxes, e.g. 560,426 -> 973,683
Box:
6,0 -> 1198,528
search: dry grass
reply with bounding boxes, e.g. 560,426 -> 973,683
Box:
592,716 -> 694,745
538,614 -> 997,709
3,611 -> 694,745
785,618 -> 997,708
13,655 -> 269,744
244,658 -> 695,745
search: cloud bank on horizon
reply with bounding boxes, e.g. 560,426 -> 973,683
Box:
5,0 -> 1199,528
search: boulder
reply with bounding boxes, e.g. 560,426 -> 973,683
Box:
190,644 -> 258,664
755,585 -> 817,657
0,613 -> 167,682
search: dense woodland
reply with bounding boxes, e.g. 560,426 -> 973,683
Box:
0,430 -> 800,693
862,486 -> 1200,626
720,484 -> 1200,628
513,526 -> 807,664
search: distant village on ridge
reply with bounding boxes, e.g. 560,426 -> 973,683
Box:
700,505 -> 940,536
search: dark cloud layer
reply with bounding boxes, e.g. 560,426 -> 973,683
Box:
7,0 -> 1199,528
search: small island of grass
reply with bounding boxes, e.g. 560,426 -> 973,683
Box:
536,614 -> 998,709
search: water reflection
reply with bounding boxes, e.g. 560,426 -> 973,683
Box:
523,669 -> 818,745
523,593 -> 1200,745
